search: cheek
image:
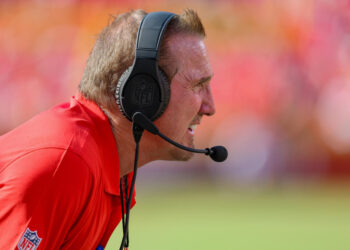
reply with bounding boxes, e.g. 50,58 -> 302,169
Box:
170,89 -> 200,117
155,82 -> 201,133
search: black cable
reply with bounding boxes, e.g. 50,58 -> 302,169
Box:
119,176 -> 129,248
124,176 -> 129,247
119,123 -> 143,250
119,178 -> 125,236
119,143 -> 139,249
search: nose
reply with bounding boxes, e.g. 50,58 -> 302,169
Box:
199,85 -> 216,116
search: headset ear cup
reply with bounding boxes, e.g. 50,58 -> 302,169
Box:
115,66 -> 170,121
115,66 -> 133,120
153,68 -> 170,120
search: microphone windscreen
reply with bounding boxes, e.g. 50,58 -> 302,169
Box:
209,146 -> 228,162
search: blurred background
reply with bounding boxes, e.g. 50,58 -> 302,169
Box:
1,0 -> 350,249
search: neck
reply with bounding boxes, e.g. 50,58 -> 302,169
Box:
102,108 -> 160,177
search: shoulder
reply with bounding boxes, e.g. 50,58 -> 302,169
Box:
0,102 -> 101,171
0,147 -> 92,197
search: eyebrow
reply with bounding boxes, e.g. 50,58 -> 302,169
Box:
196,75 -> 212,85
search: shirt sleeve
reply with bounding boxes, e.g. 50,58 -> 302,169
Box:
0,148 -> 92,250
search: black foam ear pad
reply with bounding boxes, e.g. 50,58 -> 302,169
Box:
155,68 -> 170,119
115,65 -> 132,115
115,67 -> 170,121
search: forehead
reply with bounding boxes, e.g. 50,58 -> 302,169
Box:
166,34 -> 213,81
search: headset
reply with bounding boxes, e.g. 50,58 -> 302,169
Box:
111,11 -> 227,250
114,12 -> 176,250
115,11 -> 176,121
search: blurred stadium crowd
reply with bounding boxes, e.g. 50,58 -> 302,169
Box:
1,0 -> 350,187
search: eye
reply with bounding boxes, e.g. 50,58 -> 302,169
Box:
196,80 -> 209,89
191,76 -> 212,91
191,82 -> 203,92
195,82 -> 204,88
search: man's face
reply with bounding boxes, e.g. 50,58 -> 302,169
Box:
154,33 -> 216,161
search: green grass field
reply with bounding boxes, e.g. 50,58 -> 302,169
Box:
106,184 -> 350,250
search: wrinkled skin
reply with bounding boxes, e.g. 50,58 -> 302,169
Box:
153,33 -> 216,161
109,33 -> 216,176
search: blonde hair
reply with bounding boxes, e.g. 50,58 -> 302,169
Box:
79,9 -> 206,110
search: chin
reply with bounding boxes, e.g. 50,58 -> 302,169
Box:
159,134 -> 195,161
169,147 -> 194,161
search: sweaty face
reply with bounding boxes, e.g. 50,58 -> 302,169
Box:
154,34 -> 216,161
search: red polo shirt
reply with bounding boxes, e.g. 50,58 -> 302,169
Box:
0,94 -> 135,249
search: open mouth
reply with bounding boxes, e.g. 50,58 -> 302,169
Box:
187,124 -> 197,135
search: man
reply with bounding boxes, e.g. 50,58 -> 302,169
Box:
0,9 -> 215,249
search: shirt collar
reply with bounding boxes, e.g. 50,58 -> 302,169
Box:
73,92 -> 121,196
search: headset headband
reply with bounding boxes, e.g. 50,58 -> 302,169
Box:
136,12 -> 176,59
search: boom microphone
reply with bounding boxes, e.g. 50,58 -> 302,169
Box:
132,112 -> 228,162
